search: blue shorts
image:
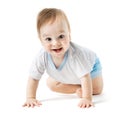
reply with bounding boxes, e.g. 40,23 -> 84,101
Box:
90,58 -> 102,79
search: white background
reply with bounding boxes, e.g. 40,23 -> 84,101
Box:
0,0 -> 120,119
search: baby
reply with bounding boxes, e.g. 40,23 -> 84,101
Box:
23,8 -> 103,108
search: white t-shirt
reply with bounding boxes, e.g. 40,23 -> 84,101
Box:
29,42 -> 97,84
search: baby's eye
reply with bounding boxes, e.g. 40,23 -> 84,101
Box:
58,35 -> 65,39
45,37 -> 52,41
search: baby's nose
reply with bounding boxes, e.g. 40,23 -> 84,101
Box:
52,39 -> 60,46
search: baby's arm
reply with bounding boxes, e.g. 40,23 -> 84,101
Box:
22,77 -> 42,107
78,73 -> 94,108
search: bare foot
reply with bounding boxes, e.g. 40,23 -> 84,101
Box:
76,88 -> 82,98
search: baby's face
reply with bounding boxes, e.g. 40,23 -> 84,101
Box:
40,19 -> 71,59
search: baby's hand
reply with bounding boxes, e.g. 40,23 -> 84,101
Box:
22,98 -> 42,108
78,98 -> 94,108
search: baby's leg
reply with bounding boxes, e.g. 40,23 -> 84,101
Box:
76,75 -> 103,97
92,75 -> 103,95
46,76 -> 103,97
46,77 -> 81,94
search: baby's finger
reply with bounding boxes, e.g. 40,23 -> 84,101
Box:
81,103 -> 86,108
27,103 -> 32,107
78,103 -> 84,108
37,101 -> 42,105
34,101 -> 42,106
22,103 -> 26,107
86,103 -> 91,108
31,103 -> 35,108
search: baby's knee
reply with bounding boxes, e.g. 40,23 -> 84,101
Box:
93,87 -> 103,95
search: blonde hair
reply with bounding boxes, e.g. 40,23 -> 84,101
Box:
37,8 -> 71,34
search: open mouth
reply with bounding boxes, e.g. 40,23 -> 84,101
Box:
52,47 -> 63,53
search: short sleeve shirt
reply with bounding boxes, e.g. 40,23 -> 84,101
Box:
29,42 -> 97,84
